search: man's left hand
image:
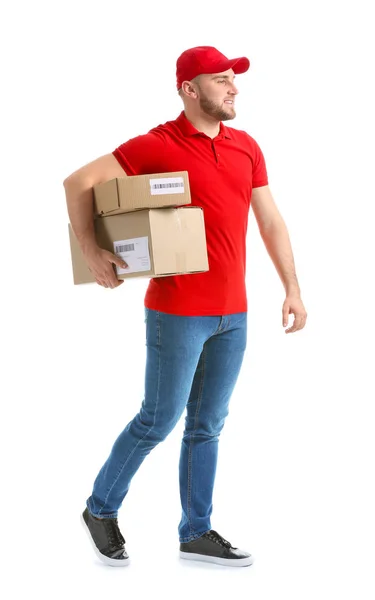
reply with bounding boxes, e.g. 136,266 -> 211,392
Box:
282,295 -> 307,334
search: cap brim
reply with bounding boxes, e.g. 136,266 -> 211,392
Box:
229,56 -> 250,74
210,56 -> 250,76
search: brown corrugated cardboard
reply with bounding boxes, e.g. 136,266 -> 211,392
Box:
93,171 -> 191,216
68,207 -> 209,285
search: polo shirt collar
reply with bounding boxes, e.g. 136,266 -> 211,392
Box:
175,111 -> 232,140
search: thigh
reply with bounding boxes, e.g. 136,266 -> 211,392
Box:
142,309 -> 216,430
185,312 -> 248,433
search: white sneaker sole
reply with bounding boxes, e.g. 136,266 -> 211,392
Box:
179,550 -> 254,567
80,513 -> 130,567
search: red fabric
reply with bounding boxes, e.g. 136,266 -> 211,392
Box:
113,111 -> 268,316
176,46 -> 250,90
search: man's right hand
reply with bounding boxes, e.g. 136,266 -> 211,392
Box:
84,247 -> 128,288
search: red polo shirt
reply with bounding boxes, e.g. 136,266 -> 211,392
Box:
112,111 -> 268,316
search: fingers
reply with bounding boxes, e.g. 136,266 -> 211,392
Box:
105,256 -> 128,288
102,263 -> 126,288
95,275 -> 123,289
285,312 -> 308,333
89,252 -> 128,289
105,277 -> 123,289
110,255 -> 128,270
95,277 -> 108,288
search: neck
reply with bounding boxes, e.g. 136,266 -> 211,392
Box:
183,108 -> 221,139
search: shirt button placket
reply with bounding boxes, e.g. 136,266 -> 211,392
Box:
212,141 -> 220,165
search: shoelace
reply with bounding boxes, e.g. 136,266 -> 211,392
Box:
205,530 -> 232,549
104,518 -> 125,548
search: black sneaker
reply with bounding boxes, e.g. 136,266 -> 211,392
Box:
180,529 -> 254,567
80,507 -> 130,567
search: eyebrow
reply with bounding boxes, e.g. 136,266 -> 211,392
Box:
211,75 -> 236,80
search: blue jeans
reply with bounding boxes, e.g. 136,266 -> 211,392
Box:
86,308 -> 247,543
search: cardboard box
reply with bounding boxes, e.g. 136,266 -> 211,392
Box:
68,207 -> 209,285
93,171 -> 191,216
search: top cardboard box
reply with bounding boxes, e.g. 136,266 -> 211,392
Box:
93,171 -> 191,217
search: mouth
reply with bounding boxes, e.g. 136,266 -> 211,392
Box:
224,100 -> 234,105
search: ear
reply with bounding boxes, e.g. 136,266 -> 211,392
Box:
181,81 -> 198,98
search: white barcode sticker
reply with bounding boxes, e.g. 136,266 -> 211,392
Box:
150,177 -> 184,195
113,236 -> 150,274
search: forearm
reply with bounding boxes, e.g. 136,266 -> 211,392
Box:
259,220 -> 301,296
63,177 -> 99,256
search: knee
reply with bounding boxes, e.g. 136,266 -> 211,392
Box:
133,409 -> 182,443
184,411 -> 229,439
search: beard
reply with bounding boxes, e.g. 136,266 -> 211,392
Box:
198,91 -> 236,121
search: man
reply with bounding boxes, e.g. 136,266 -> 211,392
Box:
64,45 -> 307,568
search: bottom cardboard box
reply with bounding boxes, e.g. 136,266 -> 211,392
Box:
68,207 -> 209,284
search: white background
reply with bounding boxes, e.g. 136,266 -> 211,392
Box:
1,0 -> 374,598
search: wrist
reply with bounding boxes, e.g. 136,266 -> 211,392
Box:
285,285 -> 301,297
81,241 -> 100,258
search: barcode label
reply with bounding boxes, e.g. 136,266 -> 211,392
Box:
114,243 -> 135,253
113,236 -> 150,275
150,177 -> 185,196
152,182 -> 183,190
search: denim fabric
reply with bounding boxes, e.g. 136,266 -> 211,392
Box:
86,308 -> 247,542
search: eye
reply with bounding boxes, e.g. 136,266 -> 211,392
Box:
217,79 -> 226,84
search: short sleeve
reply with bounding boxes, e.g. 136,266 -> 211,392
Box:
112,130 -> 167,176
250,137 -> 269,188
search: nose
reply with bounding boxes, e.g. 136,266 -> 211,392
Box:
229,82 -> 239,95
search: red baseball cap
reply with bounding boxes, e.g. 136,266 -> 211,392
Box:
176,46 -> 250,90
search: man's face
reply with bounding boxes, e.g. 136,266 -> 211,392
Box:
194,69 -> 239,121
